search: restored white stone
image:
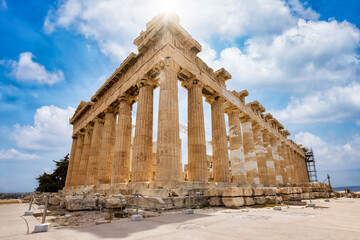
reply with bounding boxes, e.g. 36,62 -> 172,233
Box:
266,161 -> 275,169
33,223 -> 50,233
245,161 -> 258,171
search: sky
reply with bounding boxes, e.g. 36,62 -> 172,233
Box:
0,0 -> 359,192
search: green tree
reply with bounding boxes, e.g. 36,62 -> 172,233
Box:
36,154 -> 69,192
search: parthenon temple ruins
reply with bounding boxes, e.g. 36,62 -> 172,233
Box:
63,14 -> 320,205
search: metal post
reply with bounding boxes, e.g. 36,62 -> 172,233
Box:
327,174 -> 332,191
28,194 -> 33,211
136,193 -> 139,216
273,191 -> 281,211
41,194 -> 49,224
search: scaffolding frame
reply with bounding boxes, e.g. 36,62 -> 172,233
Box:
305,148 -> 318,182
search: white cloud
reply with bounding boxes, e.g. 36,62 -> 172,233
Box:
43,0 -> 298,61
272,83 -> 360,123
1,52 -> 64,85
0,148 -> 40,161
287,0 -> 319,20
13,105 -> 75,151
205,19 -> 360,93
295,132 -> 360,171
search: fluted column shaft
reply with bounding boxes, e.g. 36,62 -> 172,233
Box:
132,80 -> 155,182
270,137 -> 283,184
156,59 -> 181,182
78,126 -> 93,185
253,123 -> 268,185
286,145 -> 294,184
70,132 -> 84,186
300,153 -> 309,182
187,80 -> 207,182
241,117 -> 259,184
262,131 -> 276,185
279,143 -> 288,184
112,97 -> 133,183
296,153 -> 302,182
65,136 -> 78,187
228,109 -> 246,183
210,96 -> 230,182
97,110 -> 116,184
292,150 -> 300,184
85,118 -> 104,185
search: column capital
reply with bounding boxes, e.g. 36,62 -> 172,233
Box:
181,77 -> 205,90
239,114 -> 252,123
103,106 -> 116,114
77,131 -> 85,137
206,94 -> 225,105
136,77 -> 158,89
118,93 -> 136,104
85,124 -> 94,132
93,117 -> 105,124
224,105 -> 240,115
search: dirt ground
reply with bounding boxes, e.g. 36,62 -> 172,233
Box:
1,198 -> 359,240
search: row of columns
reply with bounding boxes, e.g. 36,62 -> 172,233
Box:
66,61 -> 309,187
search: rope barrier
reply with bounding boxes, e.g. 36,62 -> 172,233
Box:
19,216 -> 29,235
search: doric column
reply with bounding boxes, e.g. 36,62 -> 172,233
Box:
112,95 -> 133,184
210,95 -> 230,182
78,125 -> 93,185
299,153 -> 309,182
270,137 -> 283,185
156,58 -> 181,182
262,130 -> 276,185
296,152 -> 303,182
85,117 -> 104,185
132,78 -> 156,182
70,131 -> 85,186
240,117 -> 259,184
278,143 -> 289,184
253,123 -> 268,185
97,108 -> 116,184
226,107 -> 246,183
286,145 -> 294,184
65,136 -> 78,187
185,79 -> 207,182
292,150 -> 300,184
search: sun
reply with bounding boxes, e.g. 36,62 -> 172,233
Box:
157,0 -> 177,14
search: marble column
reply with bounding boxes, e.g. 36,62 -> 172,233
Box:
291,149 -> 299,184
186,79 -> 207,182
85,117 -> 104,185
78,125 -> 93,185
300,154 -> 309,182
241,117 -> 259,185
227,108 -> 246,183
253,123 -> 268,185
112,96 -> 133,184
286,145 -> 294,184
132,78 -> 155,182
156,59 -> 181,182
97,109 -> 116,184
65,136 -> 78,187
296,153 -> 304,182
278,143 -> 288,184
210,96 -> 230,183
270,137 -> 283,185
262,130 -> 276,185
70,132 -> 84,186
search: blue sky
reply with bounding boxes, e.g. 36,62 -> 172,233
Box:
0,0 -> 359,192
